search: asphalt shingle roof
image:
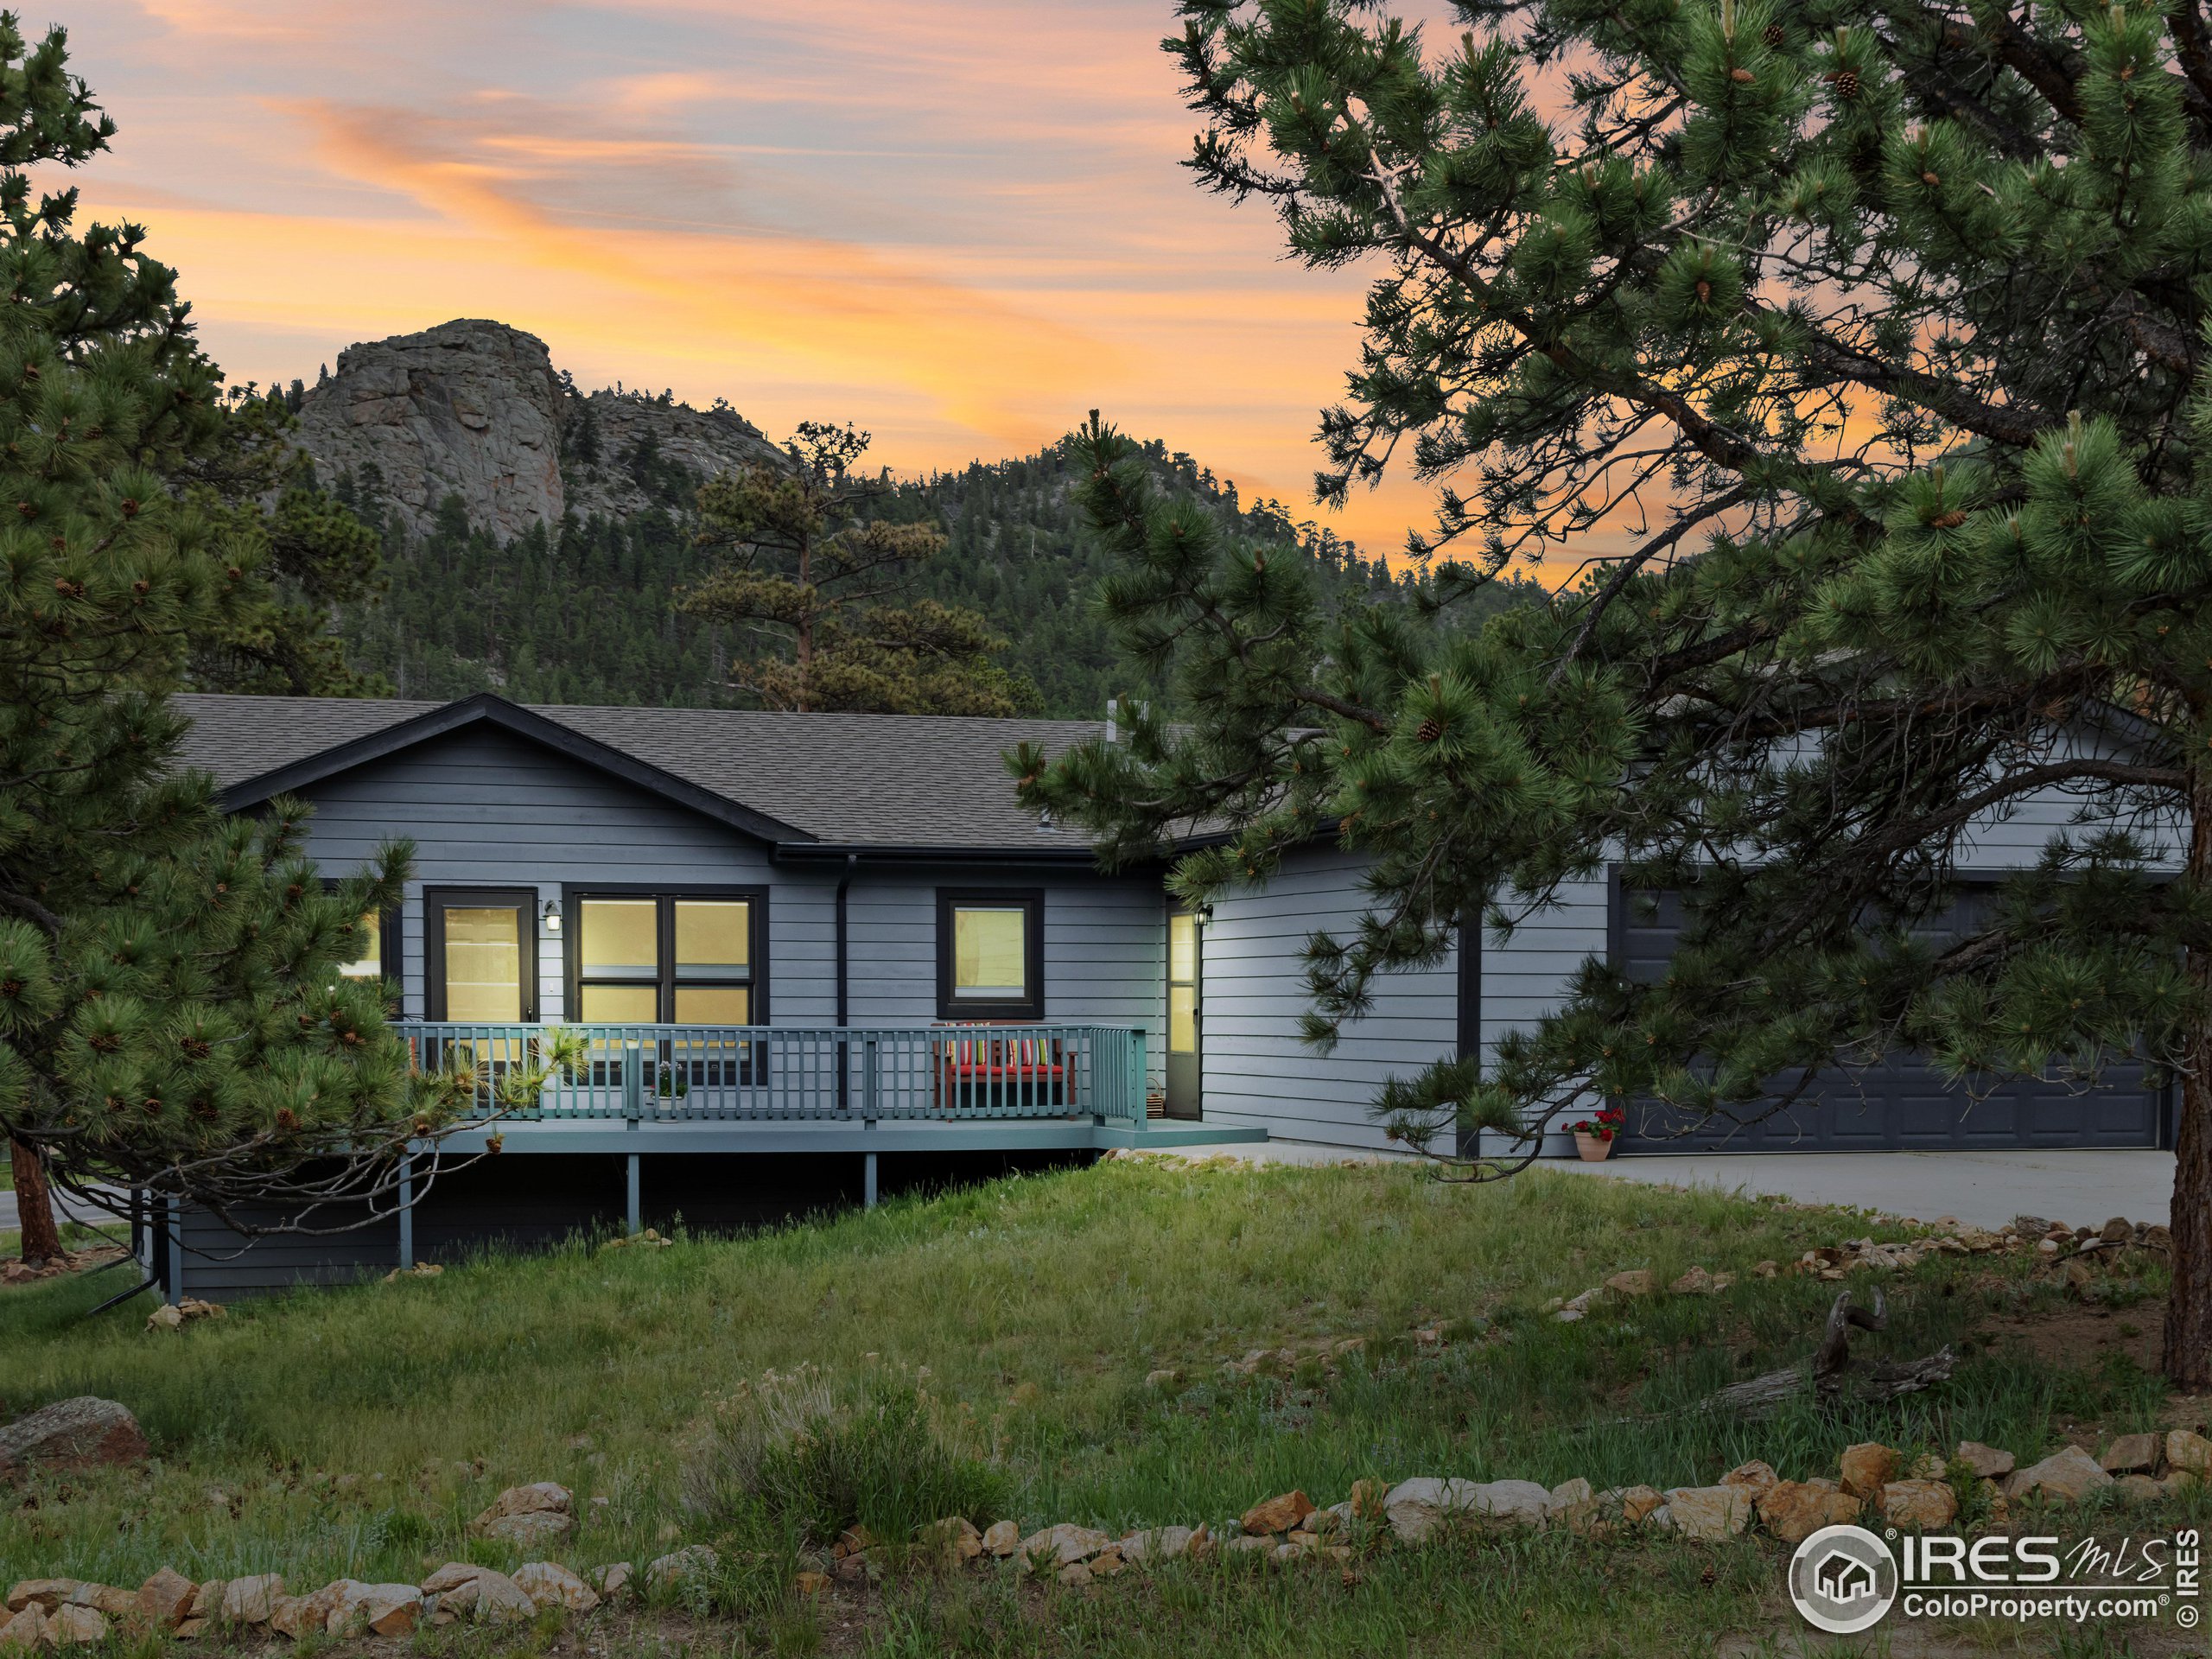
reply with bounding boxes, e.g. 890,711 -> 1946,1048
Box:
169,694 -> 1105,852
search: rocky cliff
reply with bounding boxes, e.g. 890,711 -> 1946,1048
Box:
293,319 -> 781,543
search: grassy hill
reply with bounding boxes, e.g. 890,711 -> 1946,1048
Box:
0,1158 -> 2192,1656
327,431 -> 1544,717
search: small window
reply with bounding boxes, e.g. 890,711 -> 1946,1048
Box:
327,885 -> 400,1007
937,889 -> 1044,1020
573,891 -> 762,1026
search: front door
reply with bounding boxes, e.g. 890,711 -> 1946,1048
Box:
1166,909 -> 1201,1119
425,888 -> 537,1023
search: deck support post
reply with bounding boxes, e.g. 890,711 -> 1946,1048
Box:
626,1154 -> 641,1235
863,1151 -> 878,1210
397,1154 -> 414,1269
164,1196 -> 184,1305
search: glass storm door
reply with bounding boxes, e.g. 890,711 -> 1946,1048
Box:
426,889 -> 537,1023
1166,909 -> 1202,1120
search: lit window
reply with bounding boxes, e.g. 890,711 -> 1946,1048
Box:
938,891 -> 1042,1020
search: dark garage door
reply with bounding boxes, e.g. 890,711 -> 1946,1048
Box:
1613,887 -> 2165,1154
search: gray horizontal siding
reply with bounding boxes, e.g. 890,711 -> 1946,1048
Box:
178,1203 -> 398,1299
1199,846 -> 1458,1149
287,725 -> 1164,1070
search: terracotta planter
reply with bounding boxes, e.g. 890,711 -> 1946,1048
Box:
1573,1131 -> 1616,1163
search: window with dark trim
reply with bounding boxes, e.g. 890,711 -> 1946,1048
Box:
936,888 -> 1044,1020
326,882 -> 402,1009
566,887 -> 767,1026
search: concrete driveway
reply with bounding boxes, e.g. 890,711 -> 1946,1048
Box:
1182,1138 -> 2175,1230
1549,1148 -> 2175,1230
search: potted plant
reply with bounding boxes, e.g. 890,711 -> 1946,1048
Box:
1567,1107 -> 1625,1162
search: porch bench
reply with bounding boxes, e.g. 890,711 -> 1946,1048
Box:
932,1023 -> 1071,1112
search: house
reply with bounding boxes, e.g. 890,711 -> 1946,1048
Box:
151,691 -> 2174,1298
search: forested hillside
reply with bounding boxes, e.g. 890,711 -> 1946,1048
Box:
327,422 -> 1541,717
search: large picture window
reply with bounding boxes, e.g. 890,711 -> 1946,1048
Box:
570,890 -> 764,1027
936,888 -> 1044,1020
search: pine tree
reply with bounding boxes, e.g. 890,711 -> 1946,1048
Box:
0,15 -> 550,1249
1020,3 -> 2212,1385
679,422 -> 1032,715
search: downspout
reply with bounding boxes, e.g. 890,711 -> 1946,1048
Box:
836,854 -> 858,1112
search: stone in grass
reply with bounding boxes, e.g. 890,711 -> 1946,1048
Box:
3,1583 -> 79,1615
920,1516 -> 984,1562
588,1563 -> 631,1600
981,1519 -> 1021,1558
0,1607 -> 49,1653
2005,1446 -> 2113,1503
137,1569 -> 198,1630
644,1545 -> 720,1592
2165,1430 -> 2212,1478
471,1482 -> 573,1529
1241,1491 -> 1313,1536
479,1510 -> 575,1549
1605,1269 -> 1656,1297
2115,1474 -> 2166,1503
219,1574 -> 285,1625
334,1584 -> 424,1637
1758,1479 -> 1861,1546
0,1397 -> 149,1483
426,1567 -> 535,1626
1719,1461 -> 1779,1503
1878,1481 -> 1958,1529
1119,1524 -> 1205,1564
1653,1486 -> 1749,1541
2101,1433 -> 2160,1475
1956,1441 -> 2016,1479
65,1585 -> 137,1621
1019,1525 -> 1114,1570
1839,1443 -> 1897,1499
49,1605 -> 106,1646
512,1562 -> 599,1616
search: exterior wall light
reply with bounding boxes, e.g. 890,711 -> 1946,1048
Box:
543,897 -> 562,934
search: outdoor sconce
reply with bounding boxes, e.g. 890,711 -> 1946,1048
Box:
542,898 -> 562,934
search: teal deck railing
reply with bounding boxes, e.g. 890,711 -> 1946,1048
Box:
397,1021 -> 1149,1128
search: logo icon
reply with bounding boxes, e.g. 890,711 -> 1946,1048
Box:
1789,1524 -> 1898,1634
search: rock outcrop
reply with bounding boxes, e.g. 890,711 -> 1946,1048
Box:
292,319 -> 782,545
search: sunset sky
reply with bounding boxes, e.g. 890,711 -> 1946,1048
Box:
63,0 -> 1466,562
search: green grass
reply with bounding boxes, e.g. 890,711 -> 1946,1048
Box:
0,1159 -> 2201,1656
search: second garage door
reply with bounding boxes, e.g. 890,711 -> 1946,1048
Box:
1613,886 -> 2164,1154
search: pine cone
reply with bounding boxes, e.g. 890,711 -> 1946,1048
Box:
1832,67 -> 1859,99
1417,716 -> 1443,742
1762,22 -> 1785,45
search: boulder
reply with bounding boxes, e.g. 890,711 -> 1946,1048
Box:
981,1519 -> 1021,1558
2116,1474 -> 2165,1503
2101,1217 -> 2133,1244
0,1399 -> 148,1482
1655,1485 -> 1748,1541
472,1482 -> 573,1529
334,1584 -> 423,1637
1719,1461 -> 1779,1503
480,1510 -> 574,1549
1610,1485 -> 1664,1526
48,1605 -> 103,1647
2101,1433 -> 2160,1475
1840,1442 -> 1897,1499
3,1584 -> 78,1616
435,1567 -> 534,1625
219,1574 -> 283,1625
2005,1445 -> 2113,1503
1878,1480 -> 1959,1529
1957,1441 -> 2016,1479
66,1586 -> 134,1621
1089,1548 -> 1126,1579
644,1545 -> 719,1592
512,1562 -> 598,1616
136,1569 -> 197,1630
266,1592 -> 324,1640
588,1564 -> 630,1600
0,1608 -> 48,1653
1056,1562 -> 1093,1587
1241,1491 -> 1313,1536
921,1516 -> 983,1562
1605,1269 -> 1656,1297
418,1564 -> 483,1596
1757,1478 -> 1861,1545
2165,1429 -> 2212,1478
792,1571 -> 830,1597
1548,1477 -> 1595,1525
187,1582 -> 225,1620
1018,1524 -> 1114,1568
1119,1525 -> 1200,1564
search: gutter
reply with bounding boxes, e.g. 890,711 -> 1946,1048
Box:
834,853 -> 858,1028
